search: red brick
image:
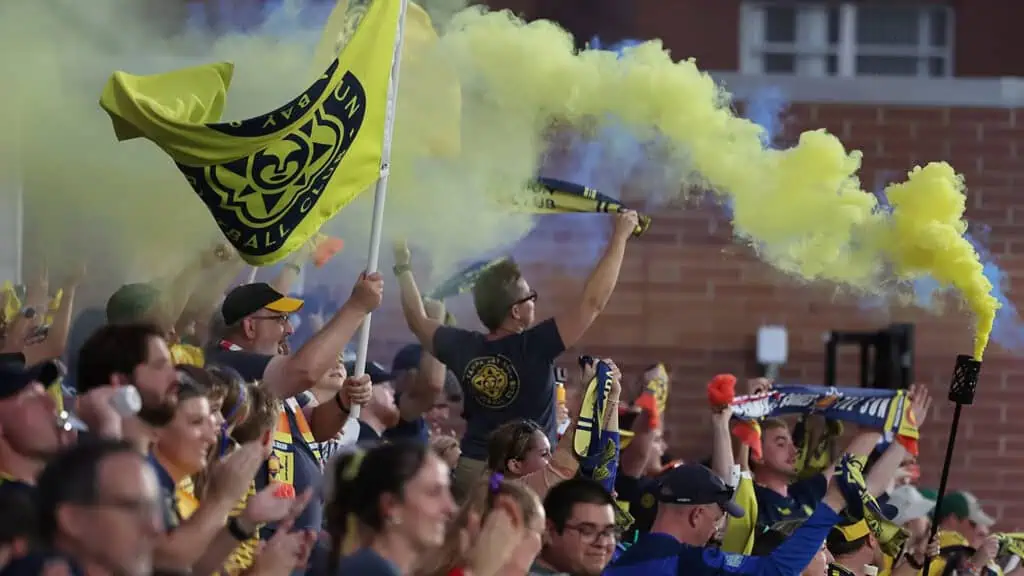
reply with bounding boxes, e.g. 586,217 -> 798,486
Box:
948,108 -> 1018,126
881,107 -> 951,126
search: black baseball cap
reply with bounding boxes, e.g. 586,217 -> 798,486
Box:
0,359 -> 62,400
655,463 -> 745,518
391,344 -> 422,372
221,283 -> 304,326
344,360 -> 394,385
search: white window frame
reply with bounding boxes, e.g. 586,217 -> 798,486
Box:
739,2 -> 955,78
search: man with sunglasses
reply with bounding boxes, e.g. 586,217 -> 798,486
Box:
604,463 -> 850,576
393,210 -> 641,500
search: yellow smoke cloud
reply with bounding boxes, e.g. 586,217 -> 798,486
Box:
1,0 -> 997,356
426,8 -> 996,357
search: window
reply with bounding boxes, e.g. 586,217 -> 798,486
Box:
739,2 -> 954,77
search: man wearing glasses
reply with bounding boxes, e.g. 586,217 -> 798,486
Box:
393,210 -> 640,500
531,478 -> 621,576
205,278 -> 379,562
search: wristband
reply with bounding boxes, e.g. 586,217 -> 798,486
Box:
227,515 -> 256,541
335,392 -> 350,414
393,264 -> 411,276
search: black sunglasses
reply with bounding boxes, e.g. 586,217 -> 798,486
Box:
508,290 -> 537,310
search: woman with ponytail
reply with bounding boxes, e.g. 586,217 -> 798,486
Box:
325,441 -> 457,575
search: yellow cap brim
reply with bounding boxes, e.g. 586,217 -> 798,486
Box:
266,296 -> 304,314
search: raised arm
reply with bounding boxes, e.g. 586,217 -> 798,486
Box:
399,300 -> 448,421
553,211 -> 637,349
263,273 -> 382,400
393,240 -> 443,354
866,384 -> 932,496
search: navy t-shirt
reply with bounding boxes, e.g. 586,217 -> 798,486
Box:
204,347 -> 323,534
333,547 -> 401,576
753,473 -> 829,529
384,392 -> 429,444
384,417 -> 429,443
357,421 -> 383,445
148,455 -> 182,531
432,319 -> 565,460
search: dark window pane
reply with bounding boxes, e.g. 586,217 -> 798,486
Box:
928,57 -> 946,77
827,54 -> 838,76
827,7 -> 841,44
763,53 -> 796,74
856,55 -> 919,76
929,8 -> 949,47
764,6 -> 797,43
856,6 -> 921,45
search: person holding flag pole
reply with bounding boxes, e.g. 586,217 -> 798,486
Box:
342,0 -> 409,434
97,0 -> 413,566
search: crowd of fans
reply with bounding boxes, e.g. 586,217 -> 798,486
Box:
0,210 -> 1009,576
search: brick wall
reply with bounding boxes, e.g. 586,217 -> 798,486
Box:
367,103 -> 1024,527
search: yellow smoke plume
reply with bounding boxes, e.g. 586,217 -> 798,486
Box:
0,0 -> 997,356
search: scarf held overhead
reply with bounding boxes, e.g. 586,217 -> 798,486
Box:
708,377 -> 919,457
520,177 -> 652,237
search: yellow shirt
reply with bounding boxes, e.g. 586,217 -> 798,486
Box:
723,473 -> 758,554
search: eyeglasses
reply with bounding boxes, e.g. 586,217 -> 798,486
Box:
251,314 -> 290,324
564,523 -> 620,543
508,290 -> 538,310
79,496 -> 164,526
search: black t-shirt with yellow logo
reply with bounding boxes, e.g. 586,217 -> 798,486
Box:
432,319 -> 565,460
614,474 -> 659,547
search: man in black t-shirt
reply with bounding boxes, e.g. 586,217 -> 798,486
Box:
392,210 -> 640,499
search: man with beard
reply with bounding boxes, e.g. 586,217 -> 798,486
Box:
0,359 -> 65,499
75,323 -> 180,451
74,323 -> 267,574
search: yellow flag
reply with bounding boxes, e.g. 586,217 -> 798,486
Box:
314,0 -> 460,157
99,0 -> 403,265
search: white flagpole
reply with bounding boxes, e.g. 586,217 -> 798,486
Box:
348,0 -> 409,423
